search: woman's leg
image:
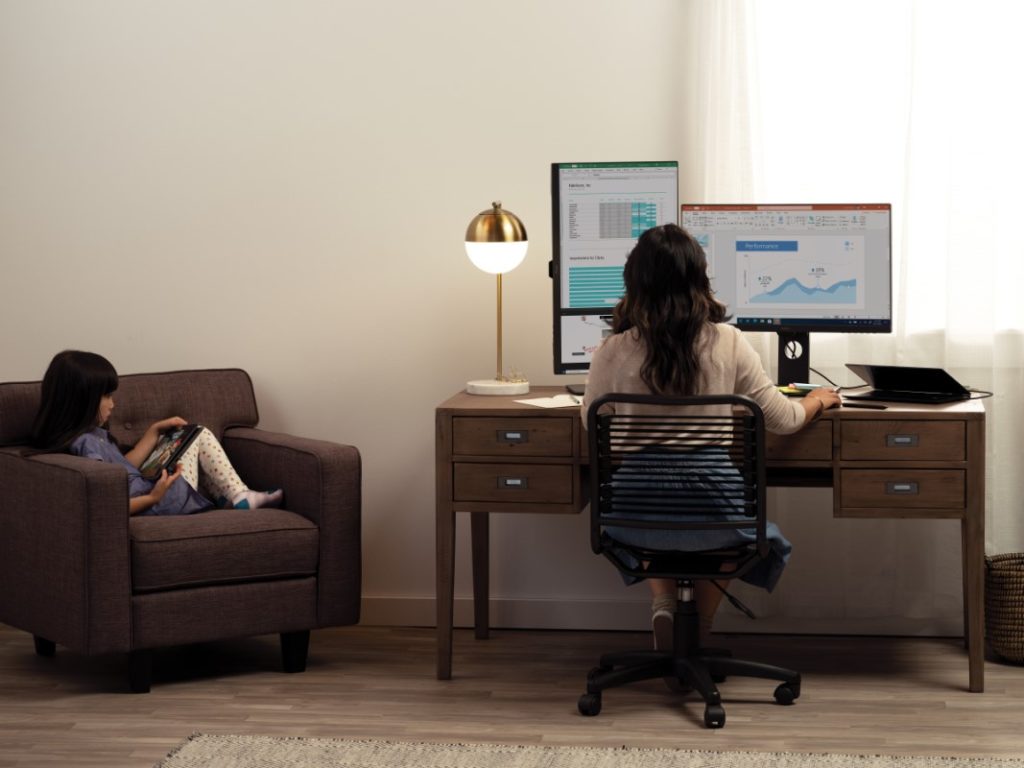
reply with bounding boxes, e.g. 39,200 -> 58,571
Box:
649,578 -> 676,650
650,574 -> 732,649
695,579 -> 729,646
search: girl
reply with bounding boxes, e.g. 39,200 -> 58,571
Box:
581,224 -> 840,650
31,350 -> 283,516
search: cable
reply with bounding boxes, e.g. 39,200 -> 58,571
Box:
808,367 -> 868,392
967,388 -> 994,399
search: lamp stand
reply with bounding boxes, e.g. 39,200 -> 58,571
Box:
467,273 -> 529,396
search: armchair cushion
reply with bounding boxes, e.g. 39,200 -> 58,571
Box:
130,509 -> 319,593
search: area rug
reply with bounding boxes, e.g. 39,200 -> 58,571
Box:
155,734 -> 1024,768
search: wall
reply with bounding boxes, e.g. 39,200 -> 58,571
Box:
0,1 -> 964,637
0,0 -> 689,629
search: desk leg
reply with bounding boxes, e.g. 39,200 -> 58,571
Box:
471,512 -> 490,640
436,506 -> 455,680
963,513 -> 985,693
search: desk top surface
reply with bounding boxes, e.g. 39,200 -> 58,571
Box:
438,386 -> 985,419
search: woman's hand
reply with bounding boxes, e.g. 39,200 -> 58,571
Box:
801,387 -> 841,424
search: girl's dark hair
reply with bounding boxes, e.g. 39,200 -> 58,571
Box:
612,223 -> 728,395
30,350 -> 118,450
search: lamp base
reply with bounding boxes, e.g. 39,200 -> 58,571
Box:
466,378 -> 530,396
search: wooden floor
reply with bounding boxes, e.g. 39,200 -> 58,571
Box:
1,623 -> 1023,767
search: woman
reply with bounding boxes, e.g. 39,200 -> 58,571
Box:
581,224 -> 840,649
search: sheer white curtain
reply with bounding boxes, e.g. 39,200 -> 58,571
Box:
686,0 -> 1024,633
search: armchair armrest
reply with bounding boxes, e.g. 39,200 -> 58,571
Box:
221,428 -> 361,627
0,451 -> 132,654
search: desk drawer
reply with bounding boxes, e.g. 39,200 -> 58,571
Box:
841,421 -> 965,461
453,463 -> 573,504
766,420 -> 832,461
840,469 -> 965,509
453,417 -> 573,457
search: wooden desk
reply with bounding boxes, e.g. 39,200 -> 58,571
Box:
435,386 -> 986,691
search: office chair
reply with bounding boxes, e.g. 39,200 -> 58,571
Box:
579,393 -> 800,728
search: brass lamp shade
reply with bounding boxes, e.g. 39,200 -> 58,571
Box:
465,201 -> 527,244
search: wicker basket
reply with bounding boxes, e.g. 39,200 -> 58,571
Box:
985,553 -> 1024,663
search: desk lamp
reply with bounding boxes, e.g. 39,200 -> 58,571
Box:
464,201 -> 529,395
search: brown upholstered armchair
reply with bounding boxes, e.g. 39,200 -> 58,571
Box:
0,368 -> 361,692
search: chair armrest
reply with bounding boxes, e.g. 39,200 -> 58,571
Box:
0,451 -> 132,654
221,428 -> 362,627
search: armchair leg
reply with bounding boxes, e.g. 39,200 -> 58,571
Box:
280,630 -> 310,673
128,649 -> 153,693
33,636 -> 56,657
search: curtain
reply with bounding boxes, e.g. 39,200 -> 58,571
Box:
686,0 -> 1024,633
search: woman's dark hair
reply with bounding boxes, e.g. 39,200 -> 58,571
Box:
612,223 -> 728,395
30,350 -> 118,450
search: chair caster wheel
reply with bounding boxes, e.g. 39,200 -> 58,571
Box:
774,683 -> 799,705
578,692 -> 602,716
704,703 -> 726,728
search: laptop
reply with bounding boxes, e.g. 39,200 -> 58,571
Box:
844,364 -> 972,404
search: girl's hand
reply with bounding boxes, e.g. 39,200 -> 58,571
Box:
151,416 -> 187,433
151,464 -> 183,502
129,464 -> 183,515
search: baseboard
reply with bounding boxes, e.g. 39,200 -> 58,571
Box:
358,596 -> 963,637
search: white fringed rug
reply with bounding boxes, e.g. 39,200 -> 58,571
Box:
155,734 -> 1024,768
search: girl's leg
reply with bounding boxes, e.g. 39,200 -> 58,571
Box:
176,441 -> 201,491
191,428 -> 283,509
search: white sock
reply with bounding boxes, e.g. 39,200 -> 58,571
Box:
231,488 -> 284,510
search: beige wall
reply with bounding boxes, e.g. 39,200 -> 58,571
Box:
1,1 -> 690,629
1,1 -> 965,637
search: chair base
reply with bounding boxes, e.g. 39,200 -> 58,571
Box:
578,601 -> 800,728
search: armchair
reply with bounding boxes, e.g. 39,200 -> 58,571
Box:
0,368 -> 361,692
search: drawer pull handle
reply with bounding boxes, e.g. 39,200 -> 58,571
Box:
499,476 -> 529,490
497,430 -> 529,444
886,434 -> 919,448
886,481 -> 919,495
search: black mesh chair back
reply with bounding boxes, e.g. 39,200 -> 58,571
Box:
589,393 -> 767,584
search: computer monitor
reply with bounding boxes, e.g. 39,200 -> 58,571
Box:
681,203 -> 892,384
550,161 -> 679,375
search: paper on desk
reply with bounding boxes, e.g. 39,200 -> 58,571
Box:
515,394 -> 582,409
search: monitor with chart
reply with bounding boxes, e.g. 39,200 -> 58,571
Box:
681,203 -> 892,384
550,161 -> 679,374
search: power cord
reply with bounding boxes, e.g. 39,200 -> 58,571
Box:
808,366 -> 868,393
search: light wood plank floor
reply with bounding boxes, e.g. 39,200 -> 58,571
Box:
1,623 -> 1023,767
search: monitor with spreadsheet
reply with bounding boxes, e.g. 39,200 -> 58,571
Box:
550,161 -> 679,374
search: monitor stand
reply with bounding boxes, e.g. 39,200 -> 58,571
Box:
777,331 -> 810,386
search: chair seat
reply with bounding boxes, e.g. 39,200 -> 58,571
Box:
130,508 -> 319,593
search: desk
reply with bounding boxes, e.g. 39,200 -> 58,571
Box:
435,386 -> 986,691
